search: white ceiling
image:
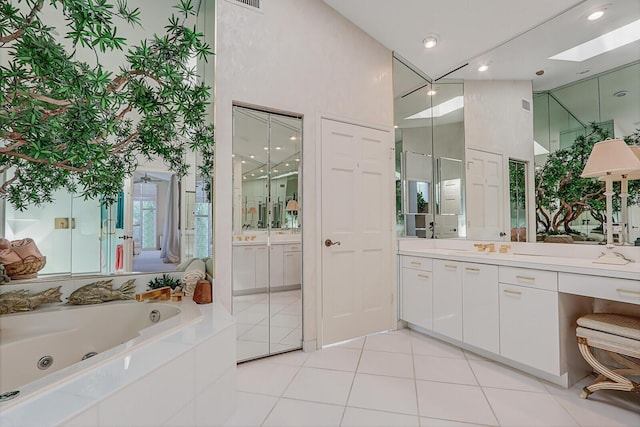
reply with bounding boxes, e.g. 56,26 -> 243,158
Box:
323,0 -> 640,91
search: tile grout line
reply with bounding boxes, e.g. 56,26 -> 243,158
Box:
338,336 -> 365,426
409,329 -> 424,427
464,350 -> 502,427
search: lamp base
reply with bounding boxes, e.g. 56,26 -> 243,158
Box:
593,247 -> 631,265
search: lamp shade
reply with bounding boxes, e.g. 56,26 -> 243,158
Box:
285,200 -> 301,211
581,139 -> 640,178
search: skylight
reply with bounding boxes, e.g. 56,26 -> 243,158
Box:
405,96 -> 464,120
549,18 -> 640,62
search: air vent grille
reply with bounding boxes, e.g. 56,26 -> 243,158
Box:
231,0 -> 260,9
521,98 -> 531,112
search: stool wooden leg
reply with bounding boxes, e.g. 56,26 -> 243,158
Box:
577,342 -> 638,399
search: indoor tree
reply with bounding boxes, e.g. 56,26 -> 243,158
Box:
535,124 -> 640,235
0,0 -> 214,210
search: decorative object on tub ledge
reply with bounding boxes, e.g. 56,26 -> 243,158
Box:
581,138 -> 640,264
193,279 -> 212,304
0,286 -> 62,314
147,274 -> 182,290
0,238 -> 46,279
67,279 -> 136,305
0,264 -> 10,284
181,270 -> 206,297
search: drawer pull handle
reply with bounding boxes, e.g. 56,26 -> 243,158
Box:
417,274 -> 430,279
410,261 -> 422,266
516,275 -> 535,281
465,267 -> 480,272
445,264 -> 457,269
286,253 -> 294,257
503,289 -> 522,296
616,288 -> 640,296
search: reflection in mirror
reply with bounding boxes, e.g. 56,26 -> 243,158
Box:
393,54 -> 466,239
436,157 -> 464,238
534,62 -> 640,243
509,160 -> 527,242
0,1 -> 214,279
232,105 -> 302,362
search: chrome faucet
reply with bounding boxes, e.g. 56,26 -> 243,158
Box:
135,286 -> 171,302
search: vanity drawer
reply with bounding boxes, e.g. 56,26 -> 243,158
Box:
401,256 -> 432,271
499,266 -> 557,291
559,273 -> 640,305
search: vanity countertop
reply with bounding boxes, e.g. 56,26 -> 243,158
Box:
398,246 -> 640,281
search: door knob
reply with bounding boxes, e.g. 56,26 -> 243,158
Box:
324,239 -> 341,247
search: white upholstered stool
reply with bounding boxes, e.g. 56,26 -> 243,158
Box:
576,313 -> 640,399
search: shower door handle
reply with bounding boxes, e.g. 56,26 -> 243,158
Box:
324,239 -> 341,247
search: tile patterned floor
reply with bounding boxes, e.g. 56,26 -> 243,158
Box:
234,289 -> 302,361
226,329 -> 640,427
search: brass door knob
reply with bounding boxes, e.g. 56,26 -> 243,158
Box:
324,239 -> 341,247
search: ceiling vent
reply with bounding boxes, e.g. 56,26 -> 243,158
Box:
229,0 -> 260,9
521,98 -> 531,112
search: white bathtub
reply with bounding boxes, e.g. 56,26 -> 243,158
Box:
0,301 -> 190,400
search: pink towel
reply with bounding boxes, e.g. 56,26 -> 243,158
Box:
115,244 -> 124,270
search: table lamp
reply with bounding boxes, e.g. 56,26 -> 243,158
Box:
581,139 -> 640,264
285,199 -> 301,230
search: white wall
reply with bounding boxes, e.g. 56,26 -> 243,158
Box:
464,80 -> 535,241
215,0 -> 393,346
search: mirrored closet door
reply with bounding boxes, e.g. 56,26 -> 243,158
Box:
232,105 -> 303,362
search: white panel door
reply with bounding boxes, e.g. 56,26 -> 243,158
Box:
466,149 -> 504,240
321,119 -> 393,345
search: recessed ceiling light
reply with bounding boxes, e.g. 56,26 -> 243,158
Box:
393,125 -> 398,128
295,158 -> 300,162
285,163 -> 290,166
273,169 -> 278,173
613,90 -> 628,97
275,146 -> 282,150
241,160 -> 246,164
426,90 -> 437,96
251,173 -> 255,176
478,65 -> 489,72
290,136 -> 297,141
423,36 -> 438,49
260,169 -> 264,172
263,146 -> 268,150
405,96 -> 464,120
243,176 -> 246,180
549,18 -> 640,62
587,10 -> 604,21
249,155 -> 255,159
231,154 -> 235,157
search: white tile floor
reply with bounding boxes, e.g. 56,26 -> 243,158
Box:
226,329 -> 640,427
234,289 -> 302,361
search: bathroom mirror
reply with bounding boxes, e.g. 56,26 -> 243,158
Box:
0,0 -> 214,278
232,105 -> 303,362
394,55 -> 466,239
533,61 -> 640,243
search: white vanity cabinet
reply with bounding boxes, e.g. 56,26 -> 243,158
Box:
232,245 -> 259,290
462,263 -> 499,354
269,244 -> 284,288
283,243 -> 302,286
400,256 -> 433,330
499,266 -> 560,375
433,260 -> 462,340
233,241 -> 301,293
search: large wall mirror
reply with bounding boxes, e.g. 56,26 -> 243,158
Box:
394,55 -> 466,239
534,61 -> 640,244
0,0 -> 213,280
232,105 -> 303,362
